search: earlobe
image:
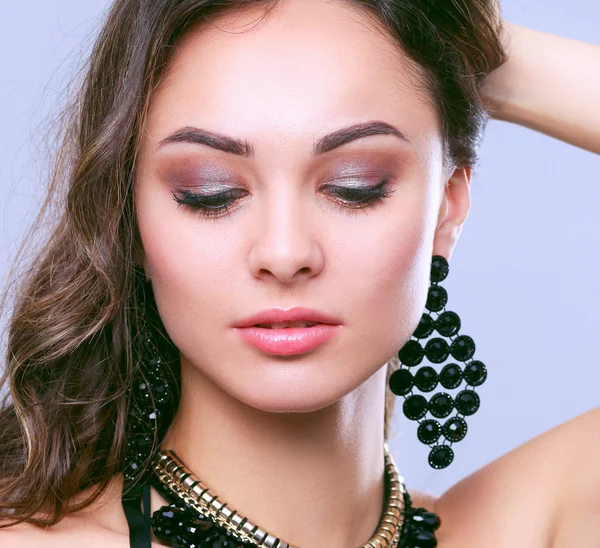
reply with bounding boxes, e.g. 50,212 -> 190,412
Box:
432,166 -> 472,260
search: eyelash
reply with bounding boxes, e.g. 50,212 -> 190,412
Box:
172,179 -> 396,219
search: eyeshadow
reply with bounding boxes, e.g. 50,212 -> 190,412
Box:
158,157 -> 239,189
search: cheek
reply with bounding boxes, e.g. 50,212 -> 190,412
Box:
372,223 -> 431,342
135,184 -> 236,341
334,191 -> 437,351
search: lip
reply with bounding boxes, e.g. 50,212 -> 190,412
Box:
234,325 -> 342,356
233,306 -> 343,356
233,306 -> 342,328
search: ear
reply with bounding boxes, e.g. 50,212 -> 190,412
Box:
432,166 -> 471,261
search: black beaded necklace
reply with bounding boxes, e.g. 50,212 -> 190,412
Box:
148,473 -> 441,548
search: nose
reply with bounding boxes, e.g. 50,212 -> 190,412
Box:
247,190 -> 324,285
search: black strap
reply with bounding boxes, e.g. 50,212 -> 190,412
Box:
121,480 -> 152,548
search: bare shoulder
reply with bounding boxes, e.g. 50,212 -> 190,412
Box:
0,516 -> 126,548
0,520 -> 39,547
0,474 -> 171,547
0,476 -> 132,547
424,406 -> 600,548
0,518 -> 85,547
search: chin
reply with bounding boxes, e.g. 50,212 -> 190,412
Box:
237,393 -> 342,414
223,361 -> 384,414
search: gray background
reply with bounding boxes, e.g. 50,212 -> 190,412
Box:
1,1 -> 598,497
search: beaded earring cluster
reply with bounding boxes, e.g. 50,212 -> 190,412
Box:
122,325 -> 175,488
388,255 -> 488,470
122,270 -> 180,492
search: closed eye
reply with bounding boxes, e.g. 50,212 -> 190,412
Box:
172,178 -> 396,218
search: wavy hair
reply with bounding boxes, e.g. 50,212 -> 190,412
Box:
0,0 -> 507,528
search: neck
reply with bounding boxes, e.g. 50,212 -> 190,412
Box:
159,357 -> 389,548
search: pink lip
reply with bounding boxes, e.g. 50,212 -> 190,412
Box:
233,307 -> 343,356
234,306 -> 342,328
235,325 -> 342,355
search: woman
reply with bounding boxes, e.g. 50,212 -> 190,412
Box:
0,0 -> 598,546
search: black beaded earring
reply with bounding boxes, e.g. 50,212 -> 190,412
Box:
388,255 -> 488,470
122,325 -> 174,488
122,269 -> 181,491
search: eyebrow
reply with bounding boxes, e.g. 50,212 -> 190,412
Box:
156,120 -> 411,158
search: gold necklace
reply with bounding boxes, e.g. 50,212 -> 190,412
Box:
152,442 -> 406,548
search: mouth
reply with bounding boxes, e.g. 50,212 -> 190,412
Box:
235,322 -> 341,355
233,307 -> 342,354
252,321 -> 321,329
234,306 -> 341,329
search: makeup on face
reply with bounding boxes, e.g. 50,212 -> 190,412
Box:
153,143 -> 411,220
231,306 -> 344,356
133,0 -> 446,416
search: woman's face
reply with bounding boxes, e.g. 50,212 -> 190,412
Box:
135,0 -> 469,413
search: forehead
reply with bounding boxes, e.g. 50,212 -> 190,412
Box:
144,0 -> 441,161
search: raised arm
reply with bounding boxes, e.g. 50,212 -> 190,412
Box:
480,21 -> 600,155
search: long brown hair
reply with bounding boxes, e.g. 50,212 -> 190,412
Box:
0,0 -> 507,528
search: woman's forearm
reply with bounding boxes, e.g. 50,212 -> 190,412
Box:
480,21 -> 600,155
